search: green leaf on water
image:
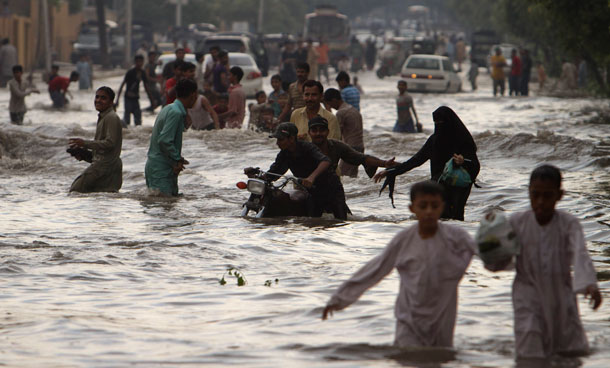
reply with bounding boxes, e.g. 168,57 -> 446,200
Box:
219,277 -> 226,285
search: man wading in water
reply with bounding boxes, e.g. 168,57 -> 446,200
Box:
68,87 -> 123,193
245,122 -> 349,219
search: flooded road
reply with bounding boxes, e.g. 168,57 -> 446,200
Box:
1,68 -> 609,367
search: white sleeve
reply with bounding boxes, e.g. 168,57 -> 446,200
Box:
569,218 -> 598,293
327,232 -> 405,310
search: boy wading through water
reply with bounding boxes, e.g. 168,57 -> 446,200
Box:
323,181 -> 476,348
491,164 -> 602,361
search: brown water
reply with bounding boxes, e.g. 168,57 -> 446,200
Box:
1,69 -> 609,367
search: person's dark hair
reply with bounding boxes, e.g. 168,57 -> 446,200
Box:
255,90 -> 266,99
530,164 -> 562,189
12,65 -> 22,73
179,61 -> 196,72
230,66 -> 244,82
209,45 -> 221,52
335,71 -> 350,83
217,93 -> 229,101
69,71 -> 80,80
302,79 -> 323,94
51,64 -> 59,71
195,52 -> 204,61
2,39 -> 8,45
271,74 -> 282,82
134,55 -> 144,61
97,86 -> 116,101
175,48 -> 185,54
410,180 -> 445,202
176,78 -> 198,98
217,50 -> 228,58
296,62 -> 310,73
398,79 -> 407,86
323,88 -> 342,102
148,50 -> 157,57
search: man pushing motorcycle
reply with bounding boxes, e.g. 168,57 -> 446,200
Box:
244,122 -> 349,220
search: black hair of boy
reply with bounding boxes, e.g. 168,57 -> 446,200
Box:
323,88 -> 341,102
134,54 -> 144,62
336,71 -> 350,83
179,61 -> 196,73
176,78 -> 197,98
271,74 -> 282,82
302,79 -> 323,94
195,52 -> 204,62
255,90 -> 266,99
69,71 -> 80,80
529,164 -> 562,188
296,62 -> 310,73
12,65 -> 23,73
97,86 -> 116,101
410,180 -> 445,202
230,66 -> 244,82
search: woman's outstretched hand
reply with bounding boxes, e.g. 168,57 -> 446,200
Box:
322,305 -> 338,320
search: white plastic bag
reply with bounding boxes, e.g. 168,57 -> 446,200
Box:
475,210 -> 520,269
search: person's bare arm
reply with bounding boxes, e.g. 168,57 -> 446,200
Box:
201,95 -> 220,129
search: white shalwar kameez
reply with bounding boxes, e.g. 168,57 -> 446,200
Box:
327,223 -> 476,347
509,210 -> 599,358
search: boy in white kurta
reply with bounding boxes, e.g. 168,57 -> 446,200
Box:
506,165 -> 602,359
322,181 -> 476,347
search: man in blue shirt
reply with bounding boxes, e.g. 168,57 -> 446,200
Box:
336,71 -> 360,111
145,78 -> 198,196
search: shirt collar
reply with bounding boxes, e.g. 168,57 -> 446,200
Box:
98,107 -> 114,119
173,99 -> 186,115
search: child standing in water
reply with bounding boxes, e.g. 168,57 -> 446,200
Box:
500,165 -> 602,359
393,80 -> 420,133
322,181 -> 476,348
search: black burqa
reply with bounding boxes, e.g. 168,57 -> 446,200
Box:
380,106 -> 480,207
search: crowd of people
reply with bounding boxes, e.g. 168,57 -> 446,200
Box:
1,34 -> 605,363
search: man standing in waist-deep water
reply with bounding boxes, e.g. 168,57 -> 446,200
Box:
68,86 -> 123,193
145,78 -> 198,196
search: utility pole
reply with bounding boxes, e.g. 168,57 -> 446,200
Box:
176,0 -> 182,27
125,0 -> 132,67
41,0 -> 52,71
257,0 -> 264,33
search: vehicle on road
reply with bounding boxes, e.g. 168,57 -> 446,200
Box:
303,5 -> 350,67
471,30 -> 500,69
155,52 -> 262,97
400,54 -> 462,93
199,34 -> 269,76
238,168 -> 308,218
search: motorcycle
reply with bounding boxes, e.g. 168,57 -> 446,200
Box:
237,168 -> 309,218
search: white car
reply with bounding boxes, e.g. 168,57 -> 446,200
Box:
155,53 -> 197,76
155,52 -> 263,97
203,52 -> 263,97
400,54 -> 462,93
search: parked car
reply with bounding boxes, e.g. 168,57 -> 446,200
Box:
400,54 -> 462,93
154,52 -> 262,97
199,34 -> 269,76
155,53 -> 197,76
202,52 -> 263,97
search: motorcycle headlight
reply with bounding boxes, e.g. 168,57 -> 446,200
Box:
247,179 -> 266,195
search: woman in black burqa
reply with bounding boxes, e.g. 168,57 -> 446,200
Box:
374,106 -> 480,220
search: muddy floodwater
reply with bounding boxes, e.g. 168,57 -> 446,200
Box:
1,69 -> 609,367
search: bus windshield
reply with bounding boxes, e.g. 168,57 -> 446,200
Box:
306,16 -> 347,39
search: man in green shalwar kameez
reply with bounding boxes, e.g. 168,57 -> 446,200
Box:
145,78 -> 198,196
